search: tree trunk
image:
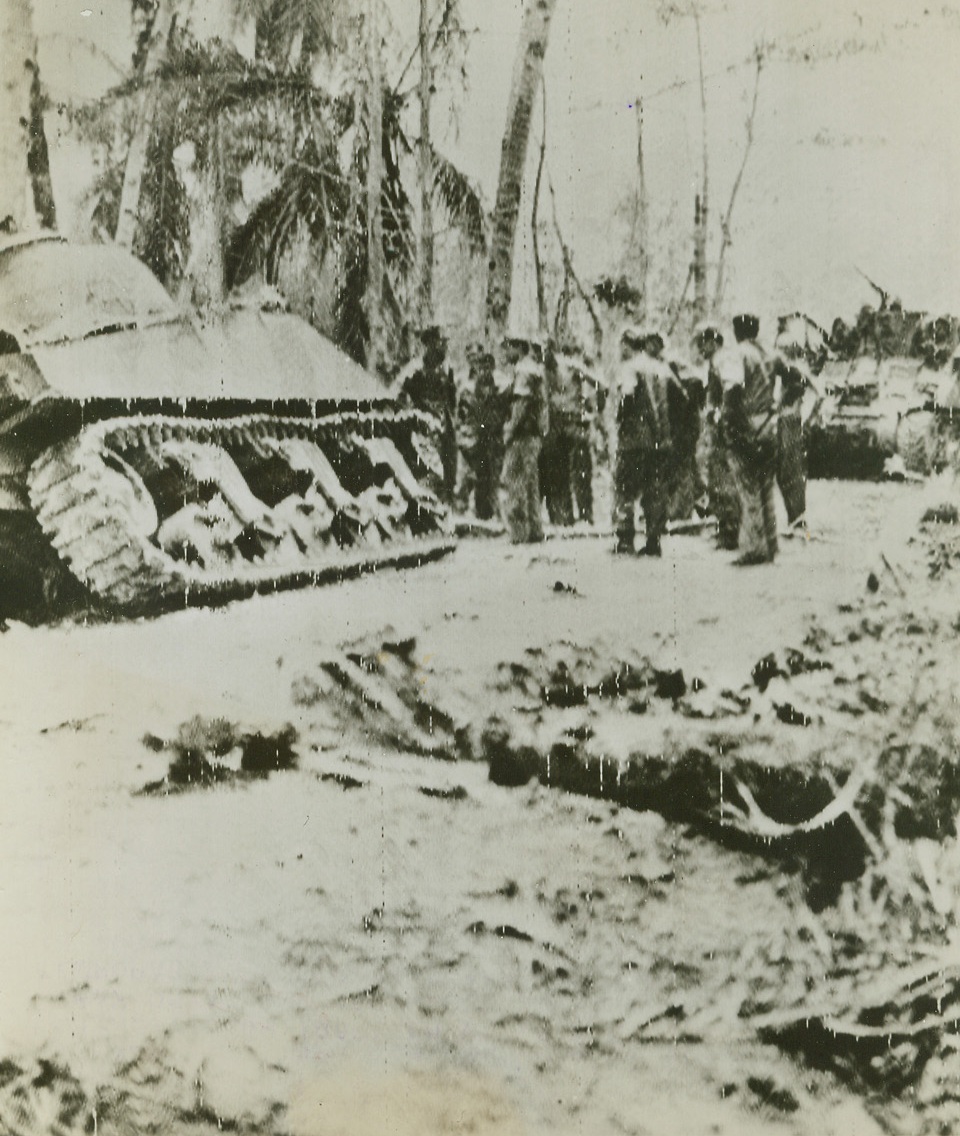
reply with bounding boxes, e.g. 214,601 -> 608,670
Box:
27,61 -> 56,229
692,12 -> 709,320
181,123 -> 225,309
713,49 -> 763,314
531,77 -> 547,333
692,193 -> 707,320
115,0 -> 175,249
416,0 -> 434,325
635,95 -> 648,319
364,0 -> 385,372
485,0 -> 559,340
0,0 -> 42,232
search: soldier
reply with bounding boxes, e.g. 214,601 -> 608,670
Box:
396,325 -> 458,502
501,356 -> 549,543
694,322 -> 741,550
539,345 -> 578,526
567,350 -> 600,525
721,313 -> 779,564
774,343 -> 818,527
539,343 -> 601,526
458,343 -> 506,520
613,326 -> 684,557
664,347 -> 705,522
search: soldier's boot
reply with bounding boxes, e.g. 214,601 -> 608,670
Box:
613,530 -> 636,555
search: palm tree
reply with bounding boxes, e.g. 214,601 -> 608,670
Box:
0,0 -> 56,231
79,0 -> 485,363
485,0 -> 559,339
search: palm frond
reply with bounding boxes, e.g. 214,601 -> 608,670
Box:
225,136 -> 347,290
136,117 -> 190,287
234,0 -> 350,66
334,229 -> 368,364
430,148 -> 486,256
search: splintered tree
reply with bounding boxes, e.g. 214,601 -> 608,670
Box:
691,8 -> 708,320
363,0 -> 385,371
416,0 -> 434,324
0,0 -> 56,232
656,0 -> 766,323
711,44 -> 763,312
485,0 -> 559,340
115,0 -> 175,249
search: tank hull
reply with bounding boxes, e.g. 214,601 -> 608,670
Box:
0,236 -> 455,620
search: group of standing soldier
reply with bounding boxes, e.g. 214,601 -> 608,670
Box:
614,311 -> 814,565
396,328 -> 601,544
394,314 -> 815,561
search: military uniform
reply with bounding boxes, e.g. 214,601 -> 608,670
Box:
693,325 -> 741,550
538,352 -> 576,526
540,351 -> 598,526
614,338 -> 682,556
457,347 -> 506,520
569,360 -> 598,525
501,361 -> 549,543
664,358 -> 704,522
775,354 -> 810,526
397,329 -> 458,503
721,320 -> 778,563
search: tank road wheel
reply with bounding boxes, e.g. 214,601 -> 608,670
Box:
896,410 -> 938,476
99,451 -> 159,537
28,436 -> 172,613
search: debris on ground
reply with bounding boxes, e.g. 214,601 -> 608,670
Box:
291,628 -> 465,759
251,495 -> 960,1128
139,716 -> 298,793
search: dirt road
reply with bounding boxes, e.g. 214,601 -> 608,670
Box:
0,481 -> 934,1134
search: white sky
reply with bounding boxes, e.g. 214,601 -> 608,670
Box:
33,0 -> 960,332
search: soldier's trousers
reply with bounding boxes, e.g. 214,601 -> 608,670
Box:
502,438 -> 544,543
474,445 -> 502,521
777,412 -> 806,525
729,442 -> 778,562
540,431 -> 575,526
440,422 -> 458,504
703,422 -> 741,549
570,438 -> 594,524
614,446 -> 667,550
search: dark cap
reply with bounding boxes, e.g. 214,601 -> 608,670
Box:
694,322 -> 724,348
733,314 -> 760,341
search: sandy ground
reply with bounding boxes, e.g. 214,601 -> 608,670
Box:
0,480 -> 938,1135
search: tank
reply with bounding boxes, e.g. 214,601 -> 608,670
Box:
802,306 -> 956,480
0,233 -> 455,621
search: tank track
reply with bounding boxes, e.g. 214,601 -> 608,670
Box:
27,409 -> 455,614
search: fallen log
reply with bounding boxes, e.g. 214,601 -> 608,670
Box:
482,722 -> 872,909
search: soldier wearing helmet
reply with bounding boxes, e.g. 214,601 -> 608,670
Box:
613,325 -> 685,557
396,325 -> 458,502
694,322 -> 741,550
500,353 -> 549,543
721,313 -> 779,564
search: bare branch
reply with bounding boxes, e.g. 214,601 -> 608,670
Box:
712,45 -> 764,313
635,95 -> 649,318
532,75 -> 548,333
717,766 -> 868,840
546,168 -> 603,350
667,262 -> 694,336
